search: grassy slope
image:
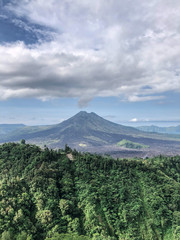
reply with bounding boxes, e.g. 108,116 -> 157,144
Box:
117,139 -> 149,149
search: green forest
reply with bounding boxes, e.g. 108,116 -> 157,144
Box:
0,142 -> 179,240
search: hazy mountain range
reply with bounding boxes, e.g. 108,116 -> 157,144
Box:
136,125 -> 180,134
0,111 -> 180,158
0,124 -> 25,135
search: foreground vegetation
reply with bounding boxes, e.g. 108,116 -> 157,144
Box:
0,142 -> 179,240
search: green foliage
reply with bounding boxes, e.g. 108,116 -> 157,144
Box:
45,233 -> 90,240
117,139 -> 149,149
16,231 -> 32,240
0,142 -> 179,240
1,231 -> 14,240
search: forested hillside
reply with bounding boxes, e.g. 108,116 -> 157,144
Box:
0,142 -> 179,240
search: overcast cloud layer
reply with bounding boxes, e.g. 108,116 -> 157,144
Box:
0,0 -> 180,106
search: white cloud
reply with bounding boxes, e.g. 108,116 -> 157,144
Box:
0,0 -> 180,105
130,118 -> 138,122
129,117 -> 154,123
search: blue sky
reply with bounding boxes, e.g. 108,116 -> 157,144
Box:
0,0 -> 179,126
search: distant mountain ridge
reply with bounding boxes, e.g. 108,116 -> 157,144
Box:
136,125 -> 180,134
0,124 -> 25,135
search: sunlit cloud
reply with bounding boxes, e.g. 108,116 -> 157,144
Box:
130,118 -> 138,122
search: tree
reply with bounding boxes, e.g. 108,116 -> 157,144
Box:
1,231 -> 14,240
20,139 -> 26,145
65,144 -> 71,153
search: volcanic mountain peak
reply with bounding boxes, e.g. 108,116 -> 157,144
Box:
55,111 -> 143,140
71,111 -> 99,119
60,111 -> 118,130
59,111 -> 102,126
75,111 -> 92,116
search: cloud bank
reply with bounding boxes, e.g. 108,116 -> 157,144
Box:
0,0 -> 180,106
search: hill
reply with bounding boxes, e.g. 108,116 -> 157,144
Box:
0,142 -> 179,239
136,125 -> 180,134
117,139 -> 149,149
0,111 -> 180,158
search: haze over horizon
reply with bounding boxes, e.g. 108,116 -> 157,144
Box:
0,0 -> 179,126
